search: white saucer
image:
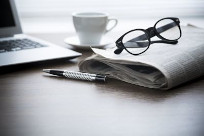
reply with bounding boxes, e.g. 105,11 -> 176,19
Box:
64,36 -> 113,49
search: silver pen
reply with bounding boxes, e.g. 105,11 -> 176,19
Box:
43,69 -> 106,82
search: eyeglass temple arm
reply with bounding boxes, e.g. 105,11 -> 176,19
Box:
114,40 -> 178,54
117,40 -> 177,49
115,39 -> 178,55
151,40 -> 178,44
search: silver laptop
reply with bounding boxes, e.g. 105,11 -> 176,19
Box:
0,0 -> 81,67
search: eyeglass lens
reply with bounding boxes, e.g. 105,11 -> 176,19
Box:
155,19 -> 180,40
122,30 -> 149,55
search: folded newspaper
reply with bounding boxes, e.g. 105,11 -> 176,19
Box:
79,26 -> 204,89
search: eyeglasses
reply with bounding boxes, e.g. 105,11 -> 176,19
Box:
114,17 -> 182,55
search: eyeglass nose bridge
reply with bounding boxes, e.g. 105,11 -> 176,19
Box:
146,27 -> 156,37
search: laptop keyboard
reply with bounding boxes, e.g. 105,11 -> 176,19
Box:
0,38 -> 47,53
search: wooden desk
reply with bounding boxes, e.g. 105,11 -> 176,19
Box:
0,33 -> 204,136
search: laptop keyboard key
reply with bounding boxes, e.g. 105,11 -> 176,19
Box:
0,38 -> 47,53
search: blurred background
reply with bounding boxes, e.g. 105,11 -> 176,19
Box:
15,0 -> 204,33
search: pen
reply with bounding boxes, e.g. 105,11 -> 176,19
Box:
43,69 -> 106,82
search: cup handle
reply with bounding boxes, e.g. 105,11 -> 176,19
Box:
105,18 -> 118,34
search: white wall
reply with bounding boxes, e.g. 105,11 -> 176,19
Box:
15,0 -> 204,19
14,0 -> 204,33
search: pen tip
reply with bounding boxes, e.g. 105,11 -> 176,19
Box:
43,69 -> 50,73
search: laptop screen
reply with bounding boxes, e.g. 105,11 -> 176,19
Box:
0,0 -> 16,28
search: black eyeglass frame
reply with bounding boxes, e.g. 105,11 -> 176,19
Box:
114,17 -> 182,55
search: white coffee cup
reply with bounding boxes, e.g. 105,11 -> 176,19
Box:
72,12 -> 118,45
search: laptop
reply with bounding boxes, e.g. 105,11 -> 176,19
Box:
0,0 -> 81,67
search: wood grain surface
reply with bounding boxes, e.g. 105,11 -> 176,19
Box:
0,33 -> 203,136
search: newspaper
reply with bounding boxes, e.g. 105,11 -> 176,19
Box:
79,26 -> 204,89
